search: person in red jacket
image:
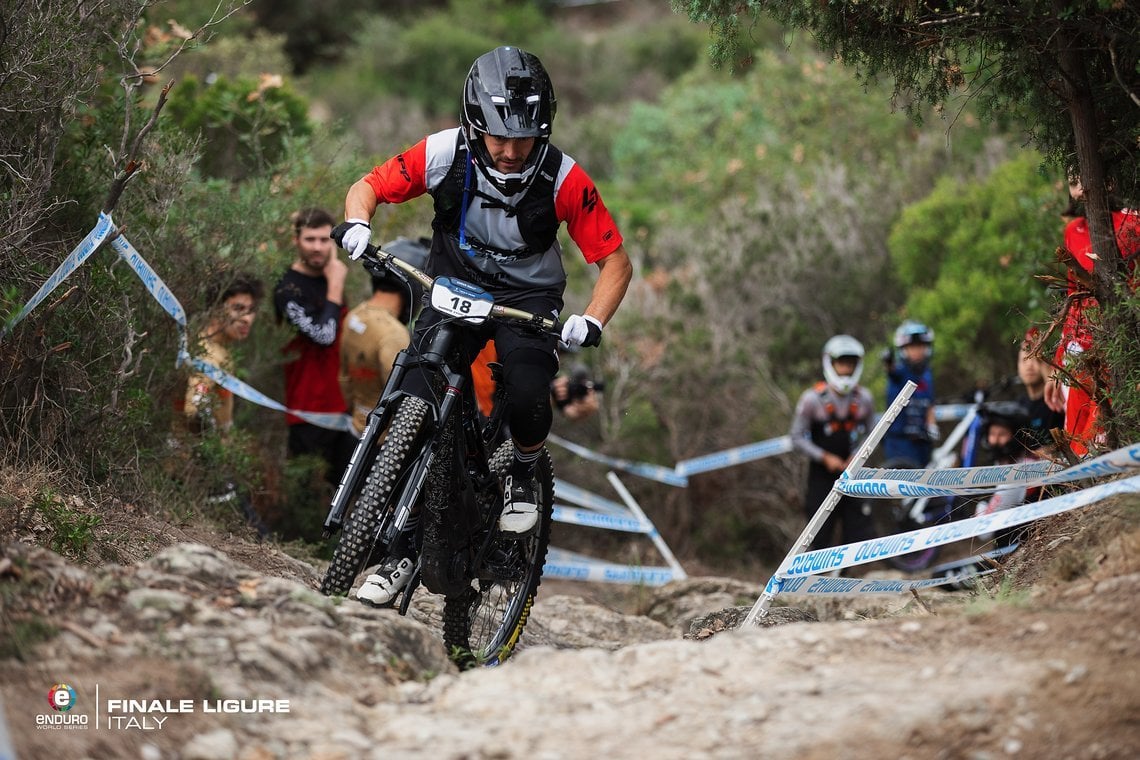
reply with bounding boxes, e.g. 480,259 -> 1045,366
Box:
1043,178 -> 1140,456
273,207 -> 356,484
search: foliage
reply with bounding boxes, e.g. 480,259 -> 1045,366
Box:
673,0 -> 1140,443
165,74 -> 313,180
32,490 -> 104,558
673,1 -> 1139,195
889,153 -> 1063,384
0,0 -> 140,266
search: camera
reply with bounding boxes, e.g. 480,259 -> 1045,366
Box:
553,365 -> 605,409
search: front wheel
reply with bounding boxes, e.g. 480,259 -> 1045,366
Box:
442,442 -> 553,668
319,397 -> 430,596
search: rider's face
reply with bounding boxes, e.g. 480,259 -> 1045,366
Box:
831,357 -> 858,377
482,134 -> 536,175
987,424 -> 1014,450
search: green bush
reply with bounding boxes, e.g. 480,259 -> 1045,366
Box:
165,73 -> 313,179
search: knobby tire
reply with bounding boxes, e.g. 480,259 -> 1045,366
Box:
442,441 -> 553,669
319,397 -> 430,596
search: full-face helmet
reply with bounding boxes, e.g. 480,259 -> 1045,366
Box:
822,334 -> 865,395
461,46 -> 557,195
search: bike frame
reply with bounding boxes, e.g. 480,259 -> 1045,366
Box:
321,244 -> 557,606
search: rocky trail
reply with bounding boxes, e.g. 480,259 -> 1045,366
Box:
2,497 -> 1139,759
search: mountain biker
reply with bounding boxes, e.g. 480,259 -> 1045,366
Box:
335,47 -> 632,606
882,320 -> 939,466
339,237 -> 428,436
790,335 -> 876,550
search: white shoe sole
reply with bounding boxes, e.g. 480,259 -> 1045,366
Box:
499,508 -> 539,535
355,558 -> 413,606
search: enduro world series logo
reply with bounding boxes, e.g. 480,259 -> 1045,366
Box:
35,681 -> 290,731
38,683 -> 88,729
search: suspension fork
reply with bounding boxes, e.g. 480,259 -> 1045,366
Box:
322,350 -> 422,536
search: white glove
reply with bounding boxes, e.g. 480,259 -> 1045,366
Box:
561,314 -> 603,348
338,218 -> 372,260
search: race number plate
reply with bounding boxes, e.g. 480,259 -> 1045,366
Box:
430,276 -> 494,323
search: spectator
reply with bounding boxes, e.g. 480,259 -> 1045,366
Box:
972,400 -> 1037,548
1043,177 -> 1140,456
180,272 -> 263,435
174,270 -> 268,536
882,320 -> 938,466
790,335 -> 876,551
550,362 -> 602,422
1016,327 -> 1064,456
273,207 -> 355,483
339,237 -> 427,435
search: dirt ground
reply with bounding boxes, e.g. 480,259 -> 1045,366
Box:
2,464 -> 1139,758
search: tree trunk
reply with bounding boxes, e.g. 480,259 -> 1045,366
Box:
1056,35 -> 1138,448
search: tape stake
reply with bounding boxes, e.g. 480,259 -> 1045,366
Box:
606,471 -> 688,581
744,381 -> 919,626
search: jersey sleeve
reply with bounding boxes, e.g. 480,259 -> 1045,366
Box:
363,139 -> 430,204
789,390 -> 825,462
554,163 -> 623,264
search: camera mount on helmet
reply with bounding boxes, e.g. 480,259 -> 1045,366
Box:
461,46 -> 557,196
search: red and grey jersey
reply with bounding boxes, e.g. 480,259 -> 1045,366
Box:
362,128 -> 622,297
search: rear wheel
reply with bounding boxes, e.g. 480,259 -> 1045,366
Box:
442,442 -> 553,668
319,397 -> 430,596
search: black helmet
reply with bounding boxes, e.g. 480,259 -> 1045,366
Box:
461,46 -> 556,195
979,400 -> 1031,459
375,237 -> 431,324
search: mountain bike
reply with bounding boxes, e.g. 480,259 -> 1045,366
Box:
873,390 -> 987,571
318,243 -> 557,668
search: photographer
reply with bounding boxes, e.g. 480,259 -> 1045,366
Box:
551,363 -> 604,422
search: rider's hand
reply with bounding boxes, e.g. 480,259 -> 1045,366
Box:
560,314 -> 603,348
822,452 -> 847,473
332,219 -> 371,260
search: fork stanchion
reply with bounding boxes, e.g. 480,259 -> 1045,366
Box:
743,380 -> 917,626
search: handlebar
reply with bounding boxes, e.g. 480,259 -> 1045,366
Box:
357,243 -> 560,334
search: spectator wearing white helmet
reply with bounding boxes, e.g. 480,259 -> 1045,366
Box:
790,335 -> 876,551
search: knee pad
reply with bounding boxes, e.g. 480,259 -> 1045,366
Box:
503,349 -> 556,447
